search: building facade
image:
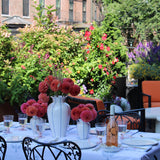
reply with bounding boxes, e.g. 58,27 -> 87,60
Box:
0,0 -> 103,28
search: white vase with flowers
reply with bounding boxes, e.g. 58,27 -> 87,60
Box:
38,73 -> 81,138
71,103 -> 97,139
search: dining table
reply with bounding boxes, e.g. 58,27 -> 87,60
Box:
0,121 -> 160,160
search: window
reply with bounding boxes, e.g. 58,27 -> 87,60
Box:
2,0 -> 9,15
69,0 -> 73,22
23,0 -> 29,17
82,0 -> 86,22
56,0 -> 61,19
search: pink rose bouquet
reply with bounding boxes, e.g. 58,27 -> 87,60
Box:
71,103 -> 97,122
20,72 -> 80,117
38,75 -> 80,98
20,99 -> 48,117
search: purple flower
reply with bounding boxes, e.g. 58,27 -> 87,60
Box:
128,41 -> 160,65
82,84 -> 88,94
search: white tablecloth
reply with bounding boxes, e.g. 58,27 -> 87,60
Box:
0,122 -> 160,160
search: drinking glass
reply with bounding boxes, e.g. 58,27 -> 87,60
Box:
9,115 -> 14,127
117,119 -> 127,139
3,115 -> 14,133
18,113 -> 28,130
95,122 -> 106,143
35,118 -> 45,138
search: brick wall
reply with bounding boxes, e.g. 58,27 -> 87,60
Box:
0,0 -> 103,26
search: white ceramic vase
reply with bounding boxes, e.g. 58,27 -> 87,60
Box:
47,96 -> 70,138
77,119 -> 90,139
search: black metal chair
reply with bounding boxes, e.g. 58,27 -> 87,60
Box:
22,137 -> 81,160
96,108 -> 145,131
0,136 -> 7,160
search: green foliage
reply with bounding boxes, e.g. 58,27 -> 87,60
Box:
8,4 -> 85,106
65,21 -> 128,100
129,63 -> 160,80
0,3 -> 128,106
33,3 -> 57,33
0,25 -> 13,84
0,80 -> 10,104
9,74 -> 32,107
103,0 -> 160,44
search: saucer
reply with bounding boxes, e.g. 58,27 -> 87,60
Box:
103,145 -> 121,152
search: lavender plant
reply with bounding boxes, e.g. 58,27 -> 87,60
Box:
128,41 -> 160,65
128,41 -> 160,80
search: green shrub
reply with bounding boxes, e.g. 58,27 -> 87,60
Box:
0,3 -> 128,106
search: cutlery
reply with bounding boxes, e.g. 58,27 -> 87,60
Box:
129,130 -> 139,137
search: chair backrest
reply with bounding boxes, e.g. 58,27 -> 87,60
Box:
66,95 -> 105,127
66,95 -> 105,111
142,81 -> 160,103
96,108 -> 145,131
0,136 -> 7,160
22,137 -> 81,160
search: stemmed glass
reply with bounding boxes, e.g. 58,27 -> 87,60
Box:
3,115 -> 14,133
95,122 -> 106,144
18,113 -> 28,130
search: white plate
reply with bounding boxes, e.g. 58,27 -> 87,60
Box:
103,145 -> 121,152
122,137 -> 158,146
4,136 -> 25,143
73,140 -> 98,150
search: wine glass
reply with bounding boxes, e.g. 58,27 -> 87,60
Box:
3,115 -> 14,133
95,122 -> 106,143
18,113 -> 28,130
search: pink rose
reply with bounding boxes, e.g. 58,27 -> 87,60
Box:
80,110 -> 93,122
20,103 -> 28,114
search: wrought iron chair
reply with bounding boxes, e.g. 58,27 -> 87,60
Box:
96,108 -> 145,131
22,137 -> 81,160
0,136 -> 7,160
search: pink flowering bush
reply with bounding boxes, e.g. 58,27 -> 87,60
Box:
65,21 -> 128,100
7,4 -> 84,106
71,103 -> 97,122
